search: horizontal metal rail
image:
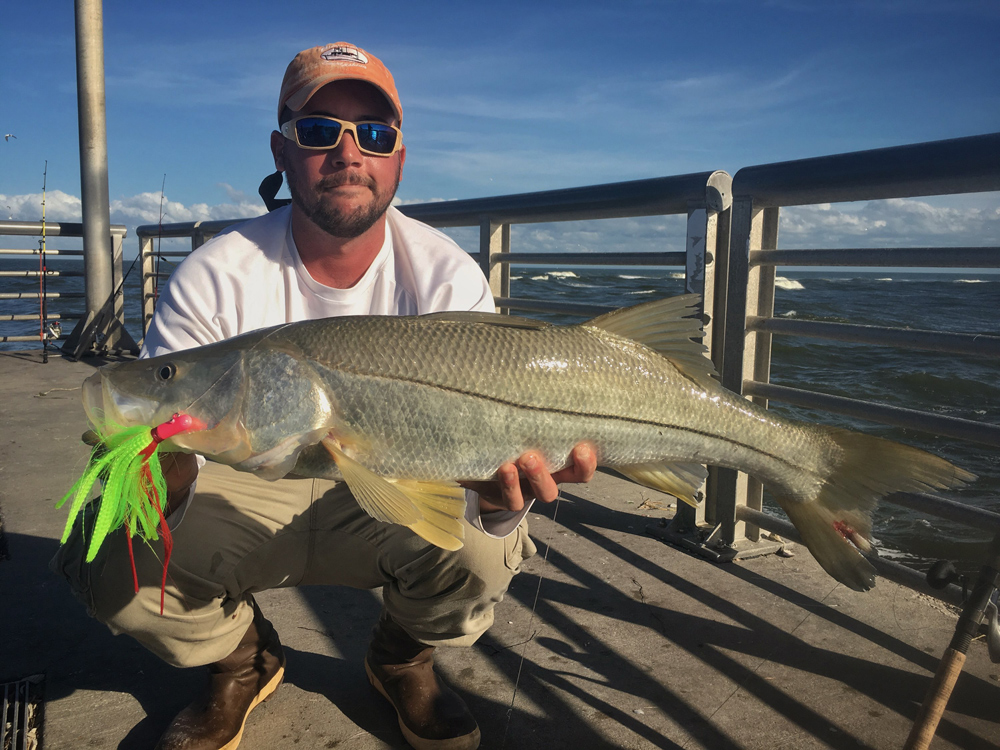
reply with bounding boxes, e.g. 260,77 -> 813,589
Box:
743,380 -> 1000,447
747,316 -> 1000,357
0,219 -> 127,238
143,250 -> 194,258
883,492 -> 1000,534
398,171 -> 732,226
135,219 -> 245,240
0,313 -> 78,322
0,248 -> 85,256
0,292 -> 84,300
0,270 -> 84,278
751,247 -> 1000,268
502,252 -> 686,267
495,297 -> 616,317
735,505 -> 967,607
732,132 -> 1000,206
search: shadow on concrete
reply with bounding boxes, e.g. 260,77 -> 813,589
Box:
6,481 -> 998,749
523,490 -> 1000,750
0,349 -> 132,368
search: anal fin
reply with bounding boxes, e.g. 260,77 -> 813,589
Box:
321,438 -> 466,551
616,461 -> 707,507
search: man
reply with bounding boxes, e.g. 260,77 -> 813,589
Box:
54,42 -> 595,750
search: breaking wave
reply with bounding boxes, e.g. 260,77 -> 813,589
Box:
774,276 -> 805,290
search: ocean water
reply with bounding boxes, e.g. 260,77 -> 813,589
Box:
2,258 -> 998,575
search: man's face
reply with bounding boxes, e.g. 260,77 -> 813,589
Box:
272,80 -> 405,239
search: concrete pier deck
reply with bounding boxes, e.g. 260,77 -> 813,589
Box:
2,349 -> 998,750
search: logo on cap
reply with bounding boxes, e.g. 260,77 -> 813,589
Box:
321,44 -> 368,65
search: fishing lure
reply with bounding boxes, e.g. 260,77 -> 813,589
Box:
57,413 -> 205,613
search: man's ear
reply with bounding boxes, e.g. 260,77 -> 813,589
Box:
270,130 -> 286,171
398,144 -> 406,179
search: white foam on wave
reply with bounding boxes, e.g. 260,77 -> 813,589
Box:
669,272 -> 685,280
626,289 -> 657,295
530,275 -> 549,281
779,310 -> 797,318
954,279 -> 987,283
875,278 -> 894,282
510,275 -> 522,281
618,275 -> 647,280
549,271 -> 579,278
774,276 -> 805,290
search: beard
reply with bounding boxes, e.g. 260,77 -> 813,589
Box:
285,160 -> 401,239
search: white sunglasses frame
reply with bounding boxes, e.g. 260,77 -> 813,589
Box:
280,115 -> 403,157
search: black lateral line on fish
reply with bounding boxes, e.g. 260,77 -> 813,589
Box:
347,370 -> 811,476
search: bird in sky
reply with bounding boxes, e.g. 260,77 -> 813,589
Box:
3,134 -> 16,141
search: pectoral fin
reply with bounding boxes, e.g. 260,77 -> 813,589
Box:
321,438 -> 466,551
617,461 -> 707,507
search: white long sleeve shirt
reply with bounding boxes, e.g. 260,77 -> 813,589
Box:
144,204 -> 531,537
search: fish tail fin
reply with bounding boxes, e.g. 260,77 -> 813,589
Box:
775,427 -> 975,592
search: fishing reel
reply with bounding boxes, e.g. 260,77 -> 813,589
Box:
926,559 -> 1000,664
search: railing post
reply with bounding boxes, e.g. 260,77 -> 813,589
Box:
107,229 -> 129,350
479,217 -> 510,312
717,198 -> 780,548
192,221 -> 209,251
140,235 -> 156,339
674,186 -> 731,531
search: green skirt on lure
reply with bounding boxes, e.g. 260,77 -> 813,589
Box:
57,424 -> 169,562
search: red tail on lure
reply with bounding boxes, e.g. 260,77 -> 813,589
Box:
58,413 -> 207,614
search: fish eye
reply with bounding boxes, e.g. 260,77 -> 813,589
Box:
156,363 -> 177,382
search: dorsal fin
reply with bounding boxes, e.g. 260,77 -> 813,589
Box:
583,294 -> 718,387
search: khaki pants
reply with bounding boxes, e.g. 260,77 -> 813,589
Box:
51,462 -> 536,668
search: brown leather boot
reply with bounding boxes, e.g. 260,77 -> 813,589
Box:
155,598 -> 285,750
365,612 -> 481,750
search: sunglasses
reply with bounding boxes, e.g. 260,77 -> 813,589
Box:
280,116 -> 403,156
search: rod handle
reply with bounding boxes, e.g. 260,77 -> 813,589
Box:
902,647 -> 966,750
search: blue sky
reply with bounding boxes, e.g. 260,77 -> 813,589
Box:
1,0 -> 998,254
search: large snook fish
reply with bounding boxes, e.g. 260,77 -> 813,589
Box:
81,295 -> 974,590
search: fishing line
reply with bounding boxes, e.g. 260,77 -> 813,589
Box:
155,174 -> 165,306
500,491 -> 561,750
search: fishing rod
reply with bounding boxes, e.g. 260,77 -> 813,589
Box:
39,161 -> 49,363
903,533 -> 1000,750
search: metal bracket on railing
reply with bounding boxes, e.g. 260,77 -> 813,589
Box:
62,292 -> 139,359
649,519 -> 737,563
986,598 -> 1000,664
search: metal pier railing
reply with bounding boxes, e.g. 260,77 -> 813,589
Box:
716,132 -> 1000,603
135,171 -> 732,344
127,133 -> 1000,610
0,221 -> 128,355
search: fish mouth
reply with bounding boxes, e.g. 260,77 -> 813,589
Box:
82,369 -> 157,433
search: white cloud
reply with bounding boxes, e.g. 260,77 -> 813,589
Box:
1,190 -> 83,222
780,197 -> 1000,247
0,190 -> 266,252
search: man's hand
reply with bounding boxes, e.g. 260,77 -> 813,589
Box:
160,452 -> 199,515
463,443 -> 597,514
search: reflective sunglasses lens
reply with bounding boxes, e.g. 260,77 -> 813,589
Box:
296,118 -> 343,148
356,123 -> 399,154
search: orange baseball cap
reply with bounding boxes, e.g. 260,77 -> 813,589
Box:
277,42 -> 403,124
